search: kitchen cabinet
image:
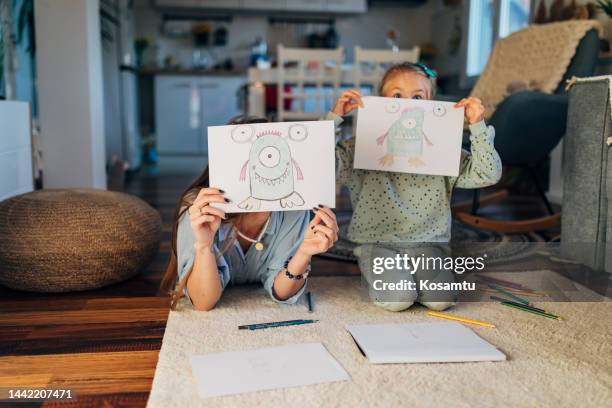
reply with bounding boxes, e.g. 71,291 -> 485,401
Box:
198,0 -> 241,8
286,0 -> 326,12
154,0 -> 367,13
154,0 -> 241,8
0,101 -> 33,200
326,0 -> 366,12
242,0 -> 287,10
155,75 -> 245,155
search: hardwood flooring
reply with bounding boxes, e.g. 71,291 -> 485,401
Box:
0,169 -> 598,407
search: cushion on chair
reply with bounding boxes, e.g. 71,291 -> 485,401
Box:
0,189 -> 162,292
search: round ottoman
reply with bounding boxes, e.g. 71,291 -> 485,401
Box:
0,189 -> 162,292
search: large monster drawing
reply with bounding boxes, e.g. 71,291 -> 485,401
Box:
376,106 -> 433,167
232,124 -> 307,210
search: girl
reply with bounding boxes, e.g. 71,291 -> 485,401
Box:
161,116 -> 339,311
325,62 -> 502,312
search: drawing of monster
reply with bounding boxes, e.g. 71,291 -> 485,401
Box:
376,106 -> 433,167
232,124 -> 307,210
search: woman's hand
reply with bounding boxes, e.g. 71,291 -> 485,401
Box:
297,206 -> 339,256
455,96 -> 485,124
188,187 -> 228,248
332,89 -> 364,117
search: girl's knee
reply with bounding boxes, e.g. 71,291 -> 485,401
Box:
420,301 -> 456,311
374,300 -> 415,312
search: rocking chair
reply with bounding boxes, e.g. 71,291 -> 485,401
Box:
453,28 -> 600,233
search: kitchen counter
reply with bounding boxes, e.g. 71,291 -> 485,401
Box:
139,68 -> 248,77
248,65 -> 358,84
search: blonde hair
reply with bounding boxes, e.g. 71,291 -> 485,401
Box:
378,62 -> 437,97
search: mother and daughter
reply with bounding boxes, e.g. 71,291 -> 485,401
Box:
161,62 -> 502,312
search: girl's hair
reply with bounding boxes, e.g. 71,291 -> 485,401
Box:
378,62 -> 437,96
159,114 -> 269,309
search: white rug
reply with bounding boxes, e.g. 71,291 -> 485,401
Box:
147,276 -> 612,408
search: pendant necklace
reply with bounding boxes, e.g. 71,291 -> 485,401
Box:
235,216 -> 271,251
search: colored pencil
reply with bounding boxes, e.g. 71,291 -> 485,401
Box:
427,311 -> 496,328
238,319 -> 318,330
488,284 -> 531,305
500,302 -> 561,320
490,296 -> 546,313
480,287 -> 545,298
306,291 -> 314,313
476,274 -> 535,292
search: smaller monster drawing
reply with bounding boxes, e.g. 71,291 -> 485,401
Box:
232,124 -> 307,210
376,106 -> 433,167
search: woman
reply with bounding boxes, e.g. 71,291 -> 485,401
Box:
161,116 -> 339,311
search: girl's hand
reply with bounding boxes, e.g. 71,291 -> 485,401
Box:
332,89 -> 364,117
188,187 -> 228,248
297,206 -> 339,256
455,96 -> 485,124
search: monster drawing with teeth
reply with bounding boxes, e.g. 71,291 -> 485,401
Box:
232,123 -> 307,210
376,106 -> 433,167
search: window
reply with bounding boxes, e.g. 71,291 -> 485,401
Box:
466,0 -> 531,78
499,0 -> 530,38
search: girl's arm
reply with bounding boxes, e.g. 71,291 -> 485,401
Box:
320,89 -> 364,186
321,111 -> 354,186
453,123 -> 502,188
452,97 -> 502,188
271,207 -> 339,301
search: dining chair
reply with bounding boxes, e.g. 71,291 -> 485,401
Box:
276,45 -> 344,121
353,46 -> 420,94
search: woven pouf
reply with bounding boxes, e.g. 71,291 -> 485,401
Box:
0,189 -> 162,292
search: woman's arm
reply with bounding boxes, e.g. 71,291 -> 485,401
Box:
271,206 -> 339,301
184,187 -> 229,311
270,250 -> 310,301
186,243 -> 223,311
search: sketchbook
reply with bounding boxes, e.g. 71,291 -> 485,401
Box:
189,342 -> 349,398
346,322 -> 506,364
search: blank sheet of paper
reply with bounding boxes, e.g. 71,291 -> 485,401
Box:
347,322 -> 506,364
189,343 -> 349,398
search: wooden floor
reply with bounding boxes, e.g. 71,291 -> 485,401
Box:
0,169 -> 570,407
0,171 -> 360,408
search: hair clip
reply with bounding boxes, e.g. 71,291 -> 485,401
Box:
414,62 -> 437,79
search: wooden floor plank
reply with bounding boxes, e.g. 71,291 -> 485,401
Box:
0,351 -> 159,395
42,392 -> 149,408
0,309 -> 169,327
0,297 -> 169,314
0,321 -> 166,356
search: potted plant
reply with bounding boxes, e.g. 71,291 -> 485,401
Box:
596,0 -> 612,16
595,0 -> 612,50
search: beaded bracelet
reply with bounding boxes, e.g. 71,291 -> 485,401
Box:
283,256 -> 310,280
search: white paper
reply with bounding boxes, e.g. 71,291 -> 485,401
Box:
208,121 -> 336,213
189,342 -> 350,398
354,96 -> 465,176
347,322 -> 506,364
